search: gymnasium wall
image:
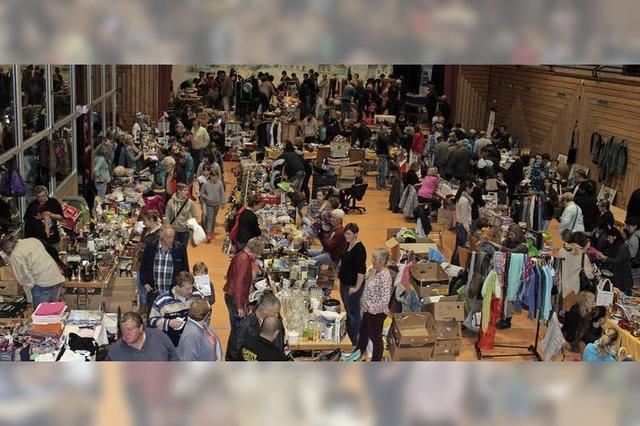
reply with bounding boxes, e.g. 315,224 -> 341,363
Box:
116,65 -> 162,129
454,65 -> 640,209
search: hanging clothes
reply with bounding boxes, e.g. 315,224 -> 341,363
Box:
506,253 -> 526,302
480,270 -> 499,333
590,132 -> 604,165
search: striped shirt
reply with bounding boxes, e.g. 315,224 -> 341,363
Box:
153,243 -> 174,293
149,288 -> 204,346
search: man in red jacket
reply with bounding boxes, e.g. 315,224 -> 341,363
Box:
223,237 -> 264,328
308,209 -> 347,267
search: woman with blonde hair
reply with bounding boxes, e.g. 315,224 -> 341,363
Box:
418,167 -> 440,205
582,328 -> 626,362
562,291 -> 596,352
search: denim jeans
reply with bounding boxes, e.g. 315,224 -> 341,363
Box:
31,284 -> 61,308
451,222 -> 469,265
340,283 -> 364,345
376,155 -> 388,189
308,248 -> 335,268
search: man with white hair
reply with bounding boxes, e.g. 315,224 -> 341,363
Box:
0,237 -> 65,308
308,209 -> 347,267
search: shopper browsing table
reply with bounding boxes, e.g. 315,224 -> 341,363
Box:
165,183 -> 197,249
582,328 -> 625,362
562,291 -> 596,353
177,299 -> 222,361
23,185 -> 64,250
577,305 -> 607,353
0,237 -> 64,308
229,195 -> 262,252
309,209 -> 347,268
241,316 -> 291,361
226,293 -> 284,361
338,223 -> 367,345
105,312 -> 179,361
342,249 -> 393,362
596,228 -> 633,295
223,237 -> 264,328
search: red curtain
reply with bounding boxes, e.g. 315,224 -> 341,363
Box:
157,65 -> 173,119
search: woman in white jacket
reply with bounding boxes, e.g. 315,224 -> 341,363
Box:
452,181 -> 474,265
558,192 -> 585,240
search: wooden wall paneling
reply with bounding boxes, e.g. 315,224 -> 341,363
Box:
486,65 -> 640,208
455,65 -> 491,132
116,65 -> 161,130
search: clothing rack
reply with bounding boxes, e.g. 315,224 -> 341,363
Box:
473,251 -> 562,361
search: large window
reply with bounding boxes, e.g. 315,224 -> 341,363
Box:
0,64 -> 118,222
0,66 -> 16,155
92,65 -> 103,100
21,64 -> 48,139
53,65 -> 72,122
22,139 -> 51,197
52,123 -> 74,188
105,65 -> 113,92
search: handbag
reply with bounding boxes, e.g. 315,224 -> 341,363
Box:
596,278 -> 614,307
579,254 -> 597,293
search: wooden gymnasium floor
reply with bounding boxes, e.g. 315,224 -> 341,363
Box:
194,164 -> 558,361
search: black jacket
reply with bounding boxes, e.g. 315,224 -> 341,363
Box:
627,188 -> 640,221
226,312 -> 285,361
280,151 -> 306,178
602,242 -> 633,295
235,209 -> 261,244
574,193 -> 598,232
241,335 -> 290,361
140,241 -> 189,290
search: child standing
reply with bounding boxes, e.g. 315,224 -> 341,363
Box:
200,171 -> 226,241
193,262 -> 215,305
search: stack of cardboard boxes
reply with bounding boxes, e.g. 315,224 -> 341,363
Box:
425,296 -> 464,360
387,261 -> 465,361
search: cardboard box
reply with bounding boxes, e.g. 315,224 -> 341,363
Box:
388,332 -> 434,361
385,238 -> 401,263
386,228 -> 431,243
435,320 -> 462,341
409,262 -> 450,297
0,280 -> 24,296
103,296 -> 136,313
391,312 -> 438,346
432,339 -> 461,361
0,266 -> 16,281
425,299 -> 465,322
385,238 -> 438,263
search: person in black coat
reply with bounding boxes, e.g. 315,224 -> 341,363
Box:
574,182 -> 598,233
597,228 -> 633,295
504,158 -> 524,197
226,293 -> 284,361
596,199 -> 615,231
140,225 -> 190,302
231,195 -> 262,251
627,188 -> 640,222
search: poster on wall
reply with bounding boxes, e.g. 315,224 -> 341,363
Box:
597,185 -> 617,203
